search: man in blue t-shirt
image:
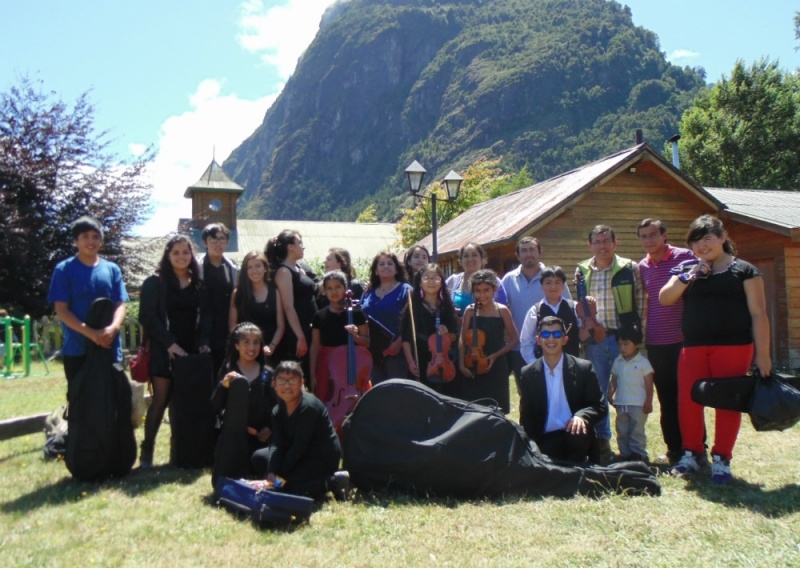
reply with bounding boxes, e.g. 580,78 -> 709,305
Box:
48,216 -> 129,398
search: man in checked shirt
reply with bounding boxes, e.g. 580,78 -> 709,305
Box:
575,225 -> 644,464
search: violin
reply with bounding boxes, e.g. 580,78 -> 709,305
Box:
574,272 -> 606,343
426,308 -> 456,382
463,302 -> 490,375
323,290 -> 372,437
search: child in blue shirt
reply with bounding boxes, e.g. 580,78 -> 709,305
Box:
608,325 -> 654,462
47,216 -> 129,398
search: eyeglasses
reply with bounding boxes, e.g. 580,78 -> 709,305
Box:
275,376 -> 301,386
422,275 -> 442,282
538,330 -> 565,339
207,237 -> 228,245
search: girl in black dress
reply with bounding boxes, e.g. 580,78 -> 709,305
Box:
138,235 -> 211,467
317,247 -> 365,308
266,230 -> 318,377
229,251 -> 286,366
211,322 -> 277,483
402,264 -> 458,393
458,269 -> 519,414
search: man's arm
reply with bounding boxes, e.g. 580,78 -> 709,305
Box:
573,359 -> 608,426
54,302 -> 103,345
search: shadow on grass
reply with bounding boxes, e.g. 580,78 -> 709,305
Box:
684,477 -> 800,517
1,464 -> 205,514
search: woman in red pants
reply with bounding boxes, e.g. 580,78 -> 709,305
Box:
659,215 -> 771,484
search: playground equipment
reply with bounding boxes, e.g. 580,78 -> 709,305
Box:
2,314 -> 49,378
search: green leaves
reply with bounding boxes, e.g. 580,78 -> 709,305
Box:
679,59 -> 800,190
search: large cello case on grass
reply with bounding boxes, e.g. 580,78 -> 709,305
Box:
342,379 -> 659,498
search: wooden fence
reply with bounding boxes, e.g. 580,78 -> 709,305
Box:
33,316 -> 144,355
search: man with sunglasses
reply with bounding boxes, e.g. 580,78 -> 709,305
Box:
518,316 -> 607,462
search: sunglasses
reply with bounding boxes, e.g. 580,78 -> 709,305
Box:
275,377 -> 301,386
538,330 -> 565,339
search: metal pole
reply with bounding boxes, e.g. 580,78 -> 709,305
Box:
431,192 -> 438,264
23,316 -> 31,377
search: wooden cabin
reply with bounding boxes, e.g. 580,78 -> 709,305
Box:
421,144 -> 800,370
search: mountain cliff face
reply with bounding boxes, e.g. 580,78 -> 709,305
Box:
224,0 -> 704,221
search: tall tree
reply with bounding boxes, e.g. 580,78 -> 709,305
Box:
0,76 -> 153,317
678,59 -> 800,190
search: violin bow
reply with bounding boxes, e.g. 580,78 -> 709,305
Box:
406,287 -> 420,376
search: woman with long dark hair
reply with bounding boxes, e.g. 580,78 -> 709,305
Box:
138,234 -> 211,467
229,251 -> 286,366
660,215 -> 771,484
403,245 -> 431,282
317,247 -> 364,309
360,250 -> 413,383
266,230 -> 317,376
445,242 -> 507,321
401,263 -> 458,393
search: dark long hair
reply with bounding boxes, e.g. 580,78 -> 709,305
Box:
265,230 -> 300,279
411,264 -> 455,315
403,245 -> 431,282
328,247 -> 356,280
222,322 -> 266,372
368,250 -> 406,290
234,251 -> 270,323
156,234 -> 201,286
686,214 -> 736,255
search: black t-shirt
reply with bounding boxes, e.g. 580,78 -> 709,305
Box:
682,259 -> 760,346
312,306 -> 367,347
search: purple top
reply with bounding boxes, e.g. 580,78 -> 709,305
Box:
638,245 -> 695,345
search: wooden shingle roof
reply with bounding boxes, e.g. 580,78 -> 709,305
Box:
420,144 -> 721,256
184,160 -> 244,197
706,188 -> 800,240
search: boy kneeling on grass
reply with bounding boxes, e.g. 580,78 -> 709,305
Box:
251,361 -> 349,499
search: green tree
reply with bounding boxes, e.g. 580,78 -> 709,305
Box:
0,76 -> 153,317
355,204 -> 378,223
396,158 -> 531,247
678,59 -> 800,190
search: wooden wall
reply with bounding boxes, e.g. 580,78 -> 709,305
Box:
190,191 -> 239,230
725,220 -> 798,369
436,161 -> 800,369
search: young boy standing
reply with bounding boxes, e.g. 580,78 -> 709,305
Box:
519,266 -> 580,365
608,325 -> 654,462
48,216 -> 129,398
199,223 -> 238,376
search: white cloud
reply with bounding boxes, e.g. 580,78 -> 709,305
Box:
135,0 -> 340,236
668,49 -> 701,61
135,79 -> 276,236
128,143 -> 147,157
237,0 -> 340,79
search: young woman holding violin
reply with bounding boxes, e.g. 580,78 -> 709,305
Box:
458,269 -> 519,414
401,264 -> 458,393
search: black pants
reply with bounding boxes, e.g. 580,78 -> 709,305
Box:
251,446 -> 339,498
509,351 -> 526,391
536,429 -> 594,463
647,343 -> 683,457
63,355 -> 87,401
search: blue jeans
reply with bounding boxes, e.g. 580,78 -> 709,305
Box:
584,334 -> 618,440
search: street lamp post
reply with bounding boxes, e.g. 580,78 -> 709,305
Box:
405,161 -> 463,263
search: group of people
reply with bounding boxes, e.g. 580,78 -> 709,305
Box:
48,210 -> 770,495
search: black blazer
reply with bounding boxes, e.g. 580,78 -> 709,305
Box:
518,354 -> 607,441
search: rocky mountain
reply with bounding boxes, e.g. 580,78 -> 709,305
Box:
224,0 -> 705,221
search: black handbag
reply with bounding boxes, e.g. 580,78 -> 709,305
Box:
747,372 -> 800,432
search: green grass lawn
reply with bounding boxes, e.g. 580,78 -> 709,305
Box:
1,365 -> 799,567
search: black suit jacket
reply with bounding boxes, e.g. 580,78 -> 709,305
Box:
518,354 -> 607,442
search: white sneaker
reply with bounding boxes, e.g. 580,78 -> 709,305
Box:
711,455 -> 732,484
669,451 -> 700,476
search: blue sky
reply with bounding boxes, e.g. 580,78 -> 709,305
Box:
1,1 -> 797,235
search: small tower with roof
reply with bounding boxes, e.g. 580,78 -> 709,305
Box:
183,159 -> 244,231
